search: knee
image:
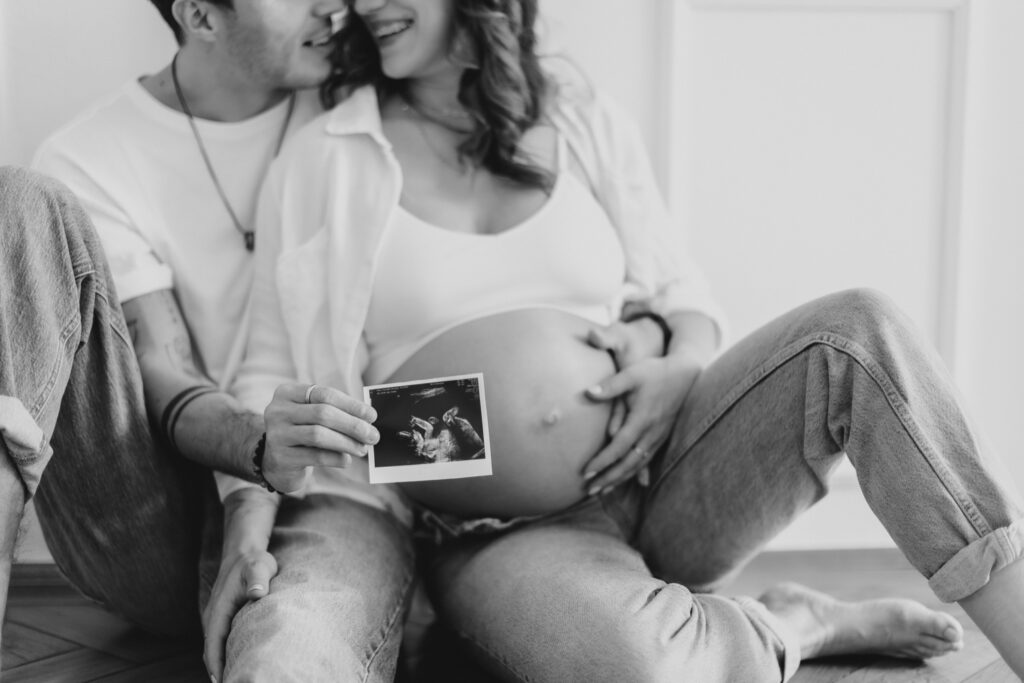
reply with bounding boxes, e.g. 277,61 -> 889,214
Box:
226,594 -> 402,682
807,287 -> 918,351
0,166 -> 76,213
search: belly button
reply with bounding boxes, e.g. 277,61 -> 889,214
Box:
543,408 -> 562,426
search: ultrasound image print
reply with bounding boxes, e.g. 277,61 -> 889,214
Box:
364,374 -> 492,483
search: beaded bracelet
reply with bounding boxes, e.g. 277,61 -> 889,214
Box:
251,432 -> 278,493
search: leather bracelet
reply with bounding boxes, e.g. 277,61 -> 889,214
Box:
159,385 -> 218,454
251,432 -> 278,493
623,311 -> 672,356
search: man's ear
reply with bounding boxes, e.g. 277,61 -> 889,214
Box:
171,0 -> 220,44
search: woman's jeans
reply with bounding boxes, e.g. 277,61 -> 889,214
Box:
0,167 -> 415,681
420,288 -> 1024,683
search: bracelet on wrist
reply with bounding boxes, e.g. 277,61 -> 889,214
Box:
159,384 -> 218,455
251,432 -> 278,494
622,311 -> 672,356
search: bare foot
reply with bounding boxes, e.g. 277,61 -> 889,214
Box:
760,582 -> 964,660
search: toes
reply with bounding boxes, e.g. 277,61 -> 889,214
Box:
924,614 -> 964,644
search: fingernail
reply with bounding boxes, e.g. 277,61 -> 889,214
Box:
587,485 -> 601,496
583,470 -> 597,480
368,408 -> 378,422
247,584 -> 265,593
211,675 -> 218,683
368,429 -> 380,444
587,385 -> 603,396
943,626 -> 958,641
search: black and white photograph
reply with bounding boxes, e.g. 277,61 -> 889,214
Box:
2,0 -> 1024,680
363,373 -> 492,484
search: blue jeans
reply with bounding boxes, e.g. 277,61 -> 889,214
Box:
225,494 -> 416,682
0,167 -> 417,680
419,289 -> 1024,682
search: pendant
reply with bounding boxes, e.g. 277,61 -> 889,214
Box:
244,232 -> 255,251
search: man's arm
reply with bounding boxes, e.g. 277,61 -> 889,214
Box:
122,289 -> 261,478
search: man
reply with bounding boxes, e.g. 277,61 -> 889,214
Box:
0,1 -> 415,680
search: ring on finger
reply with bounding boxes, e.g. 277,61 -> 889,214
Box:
304,383 -> 321,404
631,444 -> 648,461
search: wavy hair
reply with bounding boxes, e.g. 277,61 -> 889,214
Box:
322,0 -> 554,192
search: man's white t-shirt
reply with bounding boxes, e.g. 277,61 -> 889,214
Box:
32,80 -> 332,503
33,79 -> 322,384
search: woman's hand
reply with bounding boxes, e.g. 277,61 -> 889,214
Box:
261,382 -> 380,493
582,350 -> 704,494
202,549 -> 278,682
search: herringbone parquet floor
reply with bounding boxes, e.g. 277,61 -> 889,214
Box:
1,549 -> 1017,682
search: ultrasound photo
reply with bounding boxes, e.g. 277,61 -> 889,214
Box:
364,373 -> 493,484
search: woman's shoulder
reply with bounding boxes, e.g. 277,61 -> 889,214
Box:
542,60 -> 636,135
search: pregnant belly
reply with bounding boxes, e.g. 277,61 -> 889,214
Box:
383,308 -> 616,518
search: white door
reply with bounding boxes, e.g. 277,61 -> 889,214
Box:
661,0 -> 1024,547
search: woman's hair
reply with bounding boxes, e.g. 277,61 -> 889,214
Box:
323,0 -> 554,192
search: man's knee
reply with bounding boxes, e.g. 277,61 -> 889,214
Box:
0,166 -> 77,216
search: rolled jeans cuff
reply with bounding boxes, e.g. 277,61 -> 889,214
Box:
735,596 -> 801,682
928,518 -> 1024,602
0,396 -> 51,498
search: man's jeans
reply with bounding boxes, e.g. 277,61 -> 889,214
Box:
0,167 -> 416,681
421,289 -> 1024,683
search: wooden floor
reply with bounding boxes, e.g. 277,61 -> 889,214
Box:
1,549 -> 1016,682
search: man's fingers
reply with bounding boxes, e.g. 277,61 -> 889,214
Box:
242,552 -> 278,596
274,382 -> 377,423
203,554 -> 279,682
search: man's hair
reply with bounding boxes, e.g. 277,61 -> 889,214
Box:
322,0 -> 553,193
149,0 -> 234,45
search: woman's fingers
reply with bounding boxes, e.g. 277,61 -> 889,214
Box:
607,399 -> 627,438
584,435 -> 653,495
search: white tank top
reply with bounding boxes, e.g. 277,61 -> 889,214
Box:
363,136 -> 627,385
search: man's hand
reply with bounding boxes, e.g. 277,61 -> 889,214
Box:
202,488 -> 279,682
202,549 -> 278,682
260,383 -> 380,493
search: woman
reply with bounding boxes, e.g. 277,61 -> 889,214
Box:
234,0 -> 1024,679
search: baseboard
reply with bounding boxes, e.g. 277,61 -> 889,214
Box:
10,562 -> 66,587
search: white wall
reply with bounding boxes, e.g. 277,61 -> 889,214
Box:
0,0 -> 174,166
957,0 -> 1024,500
3,1 -> 1020,560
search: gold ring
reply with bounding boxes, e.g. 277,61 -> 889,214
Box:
304,384 -> 320,404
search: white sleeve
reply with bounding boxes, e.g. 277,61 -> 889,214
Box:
32,140 -> 174,303
588,93 -> 729,345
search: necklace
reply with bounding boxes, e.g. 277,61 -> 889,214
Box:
398,91 -> 472,133
170,53 -> 295,251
